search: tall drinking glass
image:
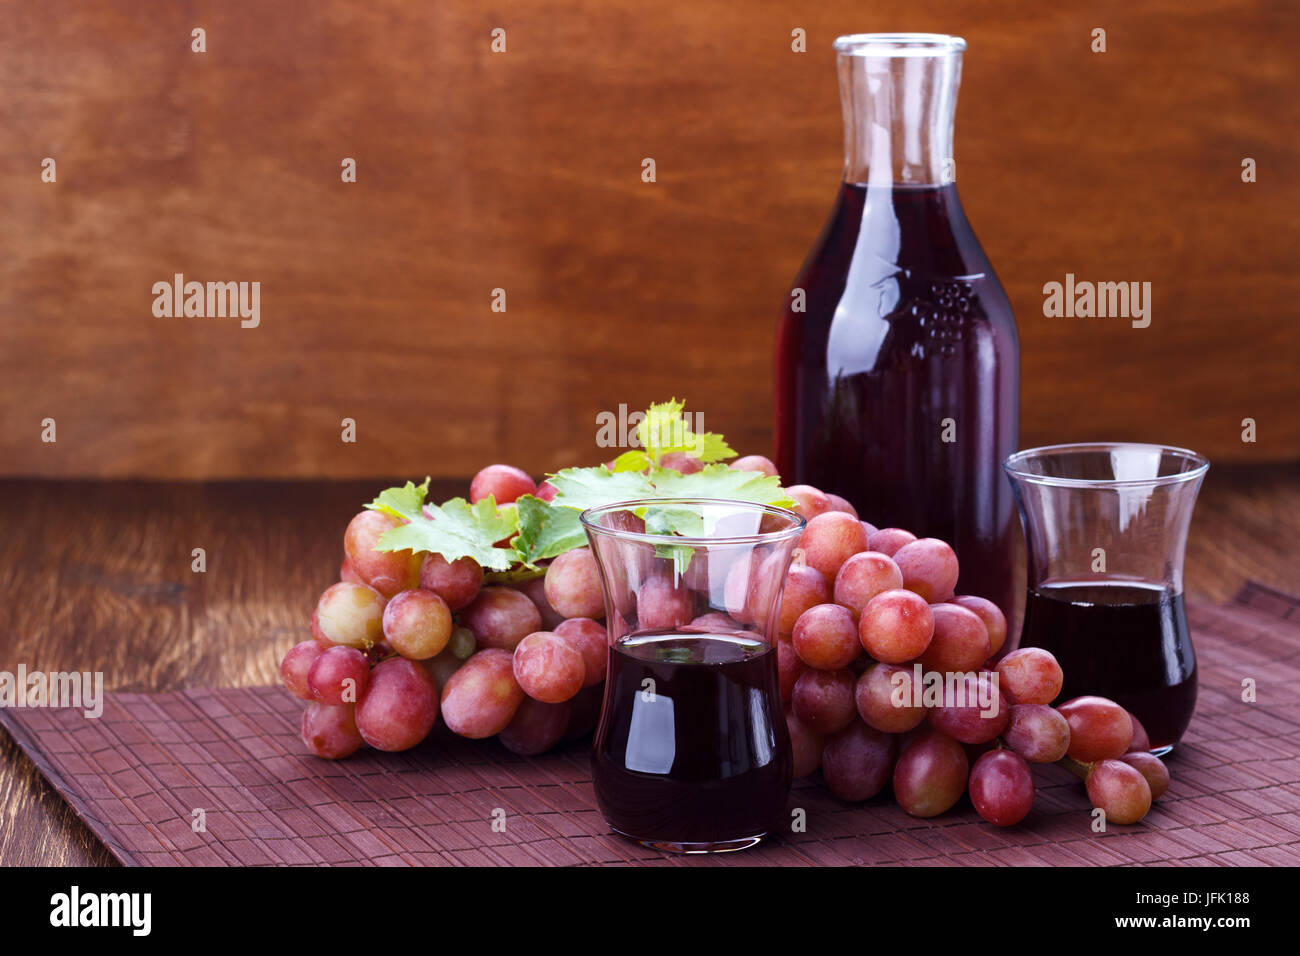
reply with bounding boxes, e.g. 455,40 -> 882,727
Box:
580,498 -> 805,853
1005,443 -> 1210,754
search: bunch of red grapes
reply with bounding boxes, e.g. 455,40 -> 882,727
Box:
775,477 -> 1170,827
279,455 -> 1170,829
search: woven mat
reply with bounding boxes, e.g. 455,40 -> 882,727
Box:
3,583 -> 1299,867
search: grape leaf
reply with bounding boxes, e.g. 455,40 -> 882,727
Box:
365,484 -> 518,571
647,464 -> 793,507
546,466 -> 656,511
512,495 -> 587,567
635,399 -> 735,465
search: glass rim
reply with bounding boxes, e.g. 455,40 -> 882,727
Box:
1003,442 -> 1210,489
833,33 -> 967,57
579,497 -> 806,547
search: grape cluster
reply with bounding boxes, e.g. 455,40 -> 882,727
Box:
283,462 -> 615,761
776,483 -> 1170,826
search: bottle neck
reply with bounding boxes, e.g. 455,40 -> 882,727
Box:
837,44 -> 962,187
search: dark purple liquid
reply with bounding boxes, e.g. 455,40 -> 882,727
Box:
592,633 -> 791,848
775,183 -> 1019,623
1020,582 -> 1197,751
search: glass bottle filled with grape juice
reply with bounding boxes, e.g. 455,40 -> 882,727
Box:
775,34 -> 1019,622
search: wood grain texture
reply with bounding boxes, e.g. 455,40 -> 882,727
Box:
0,469 -> 1297,864
0,0 -> 1296,479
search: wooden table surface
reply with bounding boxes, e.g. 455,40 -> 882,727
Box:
1,466 -> 1297,867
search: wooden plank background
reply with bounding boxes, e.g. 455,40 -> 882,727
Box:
1,0 -> 1296,479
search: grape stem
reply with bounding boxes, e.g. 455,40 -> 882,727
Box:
1057,755 -> 1093,779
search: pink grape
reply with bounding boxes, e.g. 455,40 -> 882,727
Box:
1127,712 -> 1152,753
448,625 -> 477,659
460,586 -> 542,650
469,464 -> 536,505
535,480 -> 559,502
824,493 -> 858,518
513,632 -> 585,703
785,706 -> 825,778
791,667 -> 857,734
928,672 -> 1009,744
821,720 -> 897,802
554,617 -> 608,686
969,750 -> 1035,826
313,582 -> 386,649
517,575 -> 565,629
659,451 -> 703,474
995,647 -> 1064,705
422,648 -> 463,690
859,520 -> 879,539
636,576 -> 695,630
1002,703 -> 1071,763
382,588 -> 452,660
308,645 -> 370,705
952,595 -> 1009,657
858,589 -> 935,664
1059,696 -> 1134,762
440,648 -> 525,739
1120,751 -> 1170,800
343,510 -> 421,598
300,702 -> 364,759
1086,758 -> 1152,824
339,558 -> 363,585
867,527 -> 917,557
686,611 -> 740,633
778,563 -> 831,635
855,662 -> 927,734
499,697 -> 571,756
892,729 -> 969,818
833,551 -> 904,616
917,603 -> 990,674
776,637 -> 806,703
419,553 -> 483,611
355,657 -> 439,752
792,603 -> 860,670
281,641 -> 323,700
729,455 -> 779,478
798,511 -> 869,582
892,538 -> 960,603
544,548 -> 605,619
785,484 -> 832,520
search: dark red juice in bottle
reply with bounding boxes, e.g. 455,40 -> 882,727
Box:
592,632 -> 792,850
776,181 -> 1019,619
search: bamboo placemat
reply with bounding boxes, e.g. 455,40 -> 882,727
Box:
2,583 -> 1298,866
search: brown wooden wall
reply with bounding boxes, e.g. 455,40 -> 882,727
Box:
1,0 -> 1296,479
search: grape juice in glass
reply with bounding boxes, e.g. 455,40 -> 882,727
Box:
1005,443 -> 1210,754
581,499 -> 805,853
775,33 -> 1019,624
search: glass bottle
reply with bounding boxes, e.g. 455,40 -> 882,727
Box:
775,33 -> 1020,625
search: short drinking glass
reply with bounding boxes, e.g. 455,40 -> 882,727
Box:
1005,443 -> 1209,754
580,498 -> 805,852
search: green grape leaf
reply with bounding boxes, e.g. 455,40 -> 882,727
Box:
512,495 -> 588,567
635,398 -> 736,465
610,449 -> 652,473
546,466 -> 656,512
366,485 -> 518,571
647,464 -> 794,507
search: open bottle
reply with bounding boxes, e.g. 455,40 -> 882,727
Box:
775,33 -> 1020,625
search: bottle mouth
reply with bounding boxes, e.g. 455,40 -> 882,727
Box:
833,33 -> 967,57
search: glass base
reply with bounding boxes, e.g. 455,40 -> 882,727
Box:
612,826 -> 768,854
